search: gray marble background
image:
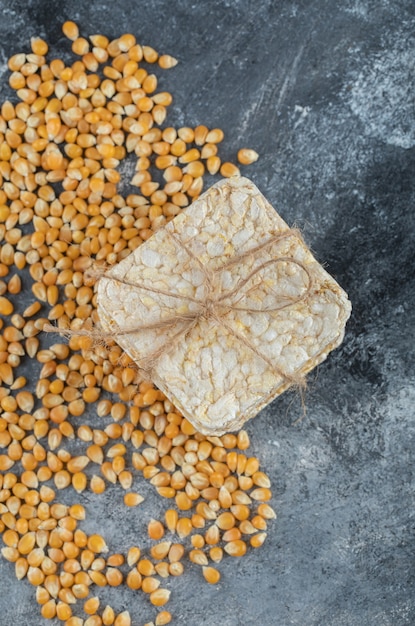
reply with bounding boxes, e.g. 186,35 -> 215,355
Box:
0,1 -> 414,625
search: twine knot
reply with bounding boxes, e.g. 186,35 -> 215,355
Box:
199,297 -> 223,320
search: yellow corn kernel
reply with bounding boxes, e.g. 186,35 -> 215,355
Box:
190,533 -> 205,548
62,21 -> 79,40
41,599 -> 57,619
17,532 -> 36,555
15,556 -> 29,579
114,611 -> 131,626
106,567 -> 123,586
237,147 -> 259,165
148,518 -> 164,540
178,148 -> 200,164
0,296 -> 13,315
175,491 -> 192,511
250,532 -> 267,548
257,503 -> 277,519
216,512 -> 236,530
161,510 -> 177,534
206,155 -> 221,175
127,546 -> 141,567
88,569 -> 107,587
176,517 -> 192,538
202,565 -> 221,584
205,524 -> 220,545
155,561 -> 170,578
87,534 -> 108,554
224,539 -> 247,557
102,605 -> 116,625
142,576 -> 160,593
168,543 -> 184,563
189,549 -> 208,566
169,561 -> 183,576
90,475 -> 106,494
222,529 -> 242,543
209,546 -> 223,563
158,54 -> 178,70
137,559 -> 155,576
72,38 -> 90,56
250,487 -> 272,501
69,504 -> 85,521
205,128 -> 224,143
220,161 -> 240,178
150,540 -> 171,560
149,588 -> 171,607
126,568 -> 142,590
124,492 -> 144,507
56,601 -> 72,620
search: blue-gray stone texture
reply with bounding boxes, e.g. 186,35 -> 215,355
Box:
0,1 -> 414,625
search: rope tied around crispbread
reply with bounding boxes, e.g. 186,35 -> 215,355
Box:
46,227 -> 313,393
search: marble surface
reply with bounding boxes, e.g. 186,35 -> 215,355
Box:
0,1 -> 414,625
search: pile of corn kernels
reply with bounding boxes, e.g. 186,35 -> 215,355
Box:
0,20 -> 274,626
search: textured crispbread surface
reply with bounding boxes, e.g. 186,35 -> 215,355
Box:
98,177 -> 351,434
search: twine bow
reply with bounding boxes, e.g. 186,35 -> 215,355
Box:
62,228 -> 313,388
